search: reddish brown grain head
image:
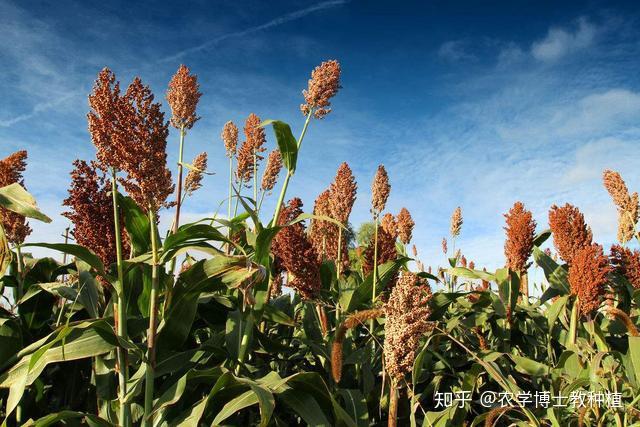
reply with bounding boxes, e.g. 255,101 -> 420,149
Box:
504,201 -> 537,273
166,64 -> 201,130
329,162 -> 357,225
397,208 -> 415,245
381,213 -> 398,239
271,198 -> 321,300
548,204 -> 593,264
184,152 -> 208,196
610,244 -> 640,289
221,121 -> 239,158
0,151 -> 31,244
87,68 -> 130,171
301,59 -> 341,119
568,243 -> 611,317
63,160 -> 129,268
119,77 -> 174,213
602,170 -> 639,243
235,113 -> 266,184
261,150 -> 283,192
371,165 -> 390,214
384,271 -> 434,384
363,223 -> 398,279
442,237 -> 448,254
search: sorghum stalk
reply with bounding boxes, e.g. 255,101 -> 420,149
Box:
388,383 -> 399,427
111,169 -> 130,427
14,244 -> 24,425
271,110 -> 312,226
372,217 -> 379,301
253,150 -> 258,203
143,207 -> 160,426
172,124 -> 186,234
226,157 -> 235,253
370,217 -> 379,336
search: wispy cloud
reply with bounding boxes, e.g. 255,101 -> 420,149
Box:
0,93 -> 76,127
160,0 -> 349,63
438,40 -> 477,62
531,17 -> 598,61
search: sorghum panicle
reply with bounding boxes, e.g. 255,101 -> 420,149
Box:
222,121 -> 239,158
568,243 -> 611,317
235,113 -> 266,185
0,151 -> 31,244
329,162 -> 357,224
300,60 -> 341,119
397,208 -> 415,245
87,68 -> 129,171
166,64 -> 202,130
371,165 -> 390,214
602,170 -> 639,243
184,152 -> 208,196
381,213 -> 398,239
271,198 -> 321,300
450,207 -> 463,238
384,271 -> 433,384
261,150 -> 283,192
548,203 -> 592,264
63,160 -> 129,269
119,77 -> 174,212
610,244 -> 640,289
363,223 -> 397,277
504,201 -> 537,273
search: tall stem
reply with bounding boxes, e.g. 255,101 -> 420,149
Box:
14,244 -> 24,425
388,383 -> 399,427
370,217 -> 379,341
227,157 -> 233,254
143,208 -> 160,426
271,111 -> 312,226
111,169 -> 130,427
253,151 -> 258,203
372,217 -> 379,302
172,125 -> 186,235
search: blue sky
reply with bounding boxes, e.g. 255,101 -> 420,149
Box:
1,0 -> 639,271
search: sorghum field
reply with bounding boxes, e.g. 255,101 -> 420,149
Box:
0,60 -> 639,427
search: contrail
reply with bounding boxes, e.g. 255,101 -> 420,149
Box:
0,93 -> 76,128
160,0 -> 349,63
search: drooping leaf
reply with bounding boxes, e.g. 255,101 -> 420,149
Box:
0,182 -> 51,222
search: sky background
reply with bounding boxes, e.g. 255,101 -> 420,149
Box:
1,0 -> 639,275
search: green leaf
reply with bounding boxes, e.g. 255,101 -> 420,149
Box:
118,194 -> 151,255
533,229 -> 551,247
0,223 -> 10,277
262,120 -> 298,172
342,258 -> 409,312
511,354 -> 549,376
629,336 -> 640,390
22,243 -> 105,276
0,183 -> 51,222
161,222 -> 228,263
447,267 -> 495,282
28,411 -> 111,427
211,389 -> 260,425
533,246 -> 569,297
338,389 -> 368,427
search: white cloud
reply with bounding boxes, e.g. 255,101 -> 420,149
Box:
531,17 -> 597,61
438,40 -> 476,62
